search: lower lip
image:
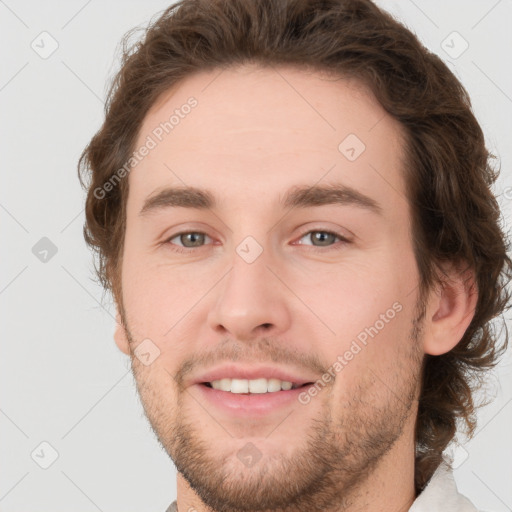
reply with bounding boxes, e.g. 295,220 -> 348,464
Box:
194,383 -> 312,417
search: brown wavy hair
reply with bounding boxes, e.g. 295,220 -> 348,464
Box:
78,0 -> 512,492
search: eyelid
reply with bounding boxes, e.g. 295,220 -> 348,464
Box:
163,230 -> 214,250
162,227 -> 351,253
294,226 -> 351,243
292,228 -> 351,251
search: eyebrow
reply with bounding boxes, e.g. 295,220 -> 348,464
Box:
140,186 -> 214,215
283,183 -> 382,214
139,183 -> 383,216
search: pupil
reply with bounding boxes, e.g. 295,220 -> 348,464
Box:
183,232 -> 204,247
314,231 -> 334,246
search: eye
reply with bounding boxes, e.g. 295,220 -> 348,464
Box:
295,229 -> 349,248
164,231 -> 213,252
162,229 -> 349,254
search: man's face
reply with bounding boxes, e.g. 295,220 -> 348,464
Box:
117,65 -> 424,512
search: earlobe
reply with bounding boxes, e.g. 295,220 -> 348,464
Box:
114,312 -> 131,355
422,263 -> 478,356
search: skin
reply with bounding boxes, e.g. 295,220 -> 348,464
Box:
113,64 -> 477,512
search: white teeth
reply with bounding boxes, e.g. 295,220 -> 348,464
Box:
280,381 -> 293,391
230,378 -> 249,393
248,378 -> 267,394
267,378 -> 282,392
209,377 -> 296,393
211,378 -> 231,391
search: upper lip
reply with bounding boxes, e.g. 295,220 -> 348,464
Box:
191,363 -> 317,386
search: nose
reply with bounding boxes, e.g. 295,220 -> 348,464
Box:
206,246 -> 292,342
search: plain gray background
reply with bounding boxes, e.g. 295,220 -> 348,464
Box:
1,1 -> 511,511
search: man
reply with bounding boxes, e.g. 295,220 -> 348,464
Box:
78,0 -> 511,511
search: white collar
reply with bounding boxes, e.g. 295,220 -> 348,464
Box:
409,462 -> 480,511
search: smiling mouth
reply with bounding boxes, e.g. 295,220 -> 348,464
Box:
201,378 -> 314,394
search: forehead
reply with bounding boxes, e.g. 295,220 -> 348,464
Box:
129,64 -> 408,218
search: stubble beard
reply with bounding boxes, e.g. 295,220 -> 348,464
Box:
124,305 -> 425,512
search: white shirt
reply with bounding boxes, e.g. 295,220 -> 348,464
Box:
410,462 -> 481,512
165,462 -> 482,512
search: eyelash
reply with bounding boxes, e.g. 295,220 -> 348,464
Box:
162,229 -> 350,254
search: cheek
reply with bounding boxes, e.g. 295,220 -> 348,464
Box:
320,307 -> 416,416
120,247 -> 219,343
295,257 -> 417,379
291,261 -> 404,341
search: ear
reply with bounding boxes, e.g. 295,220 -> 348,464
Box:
114,312 -> 131,355
422,262 -> 478,356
